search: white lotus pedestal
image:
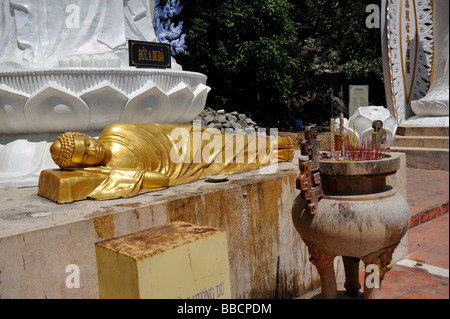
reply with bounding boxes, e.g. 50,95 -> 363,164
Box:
292,153 -> 410,299
0,68 -> 210,186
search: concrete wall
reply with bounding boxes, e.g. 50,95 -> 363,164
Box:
0,153 -> 408,299
1,159 -> 324,298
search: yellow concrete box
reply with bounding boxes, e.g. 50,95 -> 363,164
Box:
95,221 -> 231,299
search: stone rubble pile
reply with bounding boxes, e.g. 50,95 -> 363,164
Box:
192,108 -> 277,138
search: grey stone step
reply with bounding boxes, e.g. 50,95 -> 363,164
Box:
397,126 -> 449,137
393,135 -> 449,148
389,146 -> 449,171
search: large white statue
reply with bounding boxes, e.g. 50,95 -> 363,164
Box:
0,0 -> 160,69
0,0 -> 210,187
409,0 -> 449,122
382,0 -> 449,126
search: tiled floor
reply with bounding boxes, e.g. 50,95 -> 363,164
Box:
406,168 -> 449,226
407,215 -> 449,269
406,168 -> 449,215
380,213 -> 449,299
361,167 -> 449,299
349,167 -> 449,299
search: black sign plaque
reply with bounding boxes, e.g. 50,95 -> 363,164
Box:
128,40 -> 171,68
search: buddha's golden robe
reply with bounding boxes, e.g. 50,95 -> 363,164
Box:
40,123 -> 291,202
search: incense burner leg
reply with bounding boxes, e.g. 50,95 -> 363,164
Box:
303,239 -> 337,299
361,243 -> 398,299
343,256 -> 361,296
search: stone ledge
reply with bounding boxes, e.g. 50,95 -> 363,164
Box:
0,160 -> 299,239
0,152 -> 408,299
1,158 -> 323,299
397,126 -> 449,137
390,147 -> 449,171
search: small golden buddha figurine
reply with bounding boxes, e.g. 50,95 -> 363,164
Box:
38,123 -> 294,203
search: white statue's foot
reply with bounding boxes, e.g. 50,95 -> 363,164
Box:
59,53 -> 122,68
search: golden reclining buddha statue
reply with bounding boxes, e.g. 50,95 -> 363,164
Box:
38,123 -> 294,203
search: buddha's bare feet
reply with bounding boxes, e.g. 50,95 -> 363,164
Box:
273,137 -> 294,161
273,136 -> 294,149
275,148 -> 294,161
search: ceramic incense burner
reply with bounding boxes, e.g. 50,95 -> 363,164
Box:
292,126 -> 410,299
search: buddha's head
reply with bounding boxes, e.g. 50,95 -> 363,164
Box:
50,132 -> 108,169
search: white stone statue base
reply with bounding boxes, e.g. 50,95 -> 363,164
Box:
402,116 -> 449,127
0,68 -> 210,134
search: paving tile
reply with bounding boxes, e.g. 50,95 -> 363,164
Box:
408,226 -> 426,234
435,284 -> 449,298
425,217 -> 449,229
383,268 -> 410,281
395,265 -> 437,278
409,227 -> 431,236
407,251 -> 435,263
428,256 -> 449,269
423,227 -> 449,238
399,288 -> 447,299
429,214 -> 449,224
408,239 -> 435,252
424,235 -> 449,246
408,231 -> 431,241
380,279 -> 411,298
426,245 -> 449,258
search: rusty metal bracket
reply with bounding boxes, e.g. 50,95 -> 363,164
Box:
296,125 -> 323,214
372,120 -> 386,147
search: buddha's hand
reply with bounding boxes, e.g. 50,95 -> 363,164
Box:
142,171 -> 170,189
81,166 -> 112,175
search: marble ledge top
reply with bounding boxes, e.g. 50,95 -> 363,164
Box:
0,153 -> 301,239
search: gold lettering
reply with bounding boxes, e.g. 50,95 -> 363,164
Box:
138,46 -> 149,61
135,44 -> 168,64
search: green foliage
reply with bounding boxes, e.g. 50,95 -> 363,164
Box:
177,0 -> 299,125
289,0 -> 384,126
178,0 -> 384,129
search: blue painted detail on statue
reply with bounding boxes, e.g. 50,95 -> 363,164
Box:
154,0 -> 187,56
